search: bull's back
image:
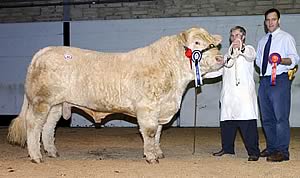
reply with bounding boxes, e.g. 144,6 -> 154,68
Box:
25,46 -> 150,113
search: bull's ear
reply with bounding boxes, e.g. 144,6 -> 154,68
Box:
179,32 -> 188,43
212,34 -> 222,44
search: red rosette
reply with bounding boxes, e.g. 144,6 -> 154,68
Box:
269,52 -> 281,64
185,48 -> 192,59
269,53 -> 281,86
185,47 -> 193,69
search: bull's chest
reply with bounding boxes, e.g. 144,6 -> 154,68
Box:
157,92 -> 183,125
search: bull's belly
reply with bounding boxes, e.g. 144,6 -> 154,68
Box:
74,101 -> 136,116
63,101 -> 136,123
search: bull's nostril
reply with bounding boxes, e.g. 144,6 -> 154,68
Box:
215,56 -> 224,63
216,56 -> 223,60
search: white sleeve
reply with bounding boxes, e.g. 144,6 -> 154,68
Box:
285,35 -> 300,69
240,45 -> 256,62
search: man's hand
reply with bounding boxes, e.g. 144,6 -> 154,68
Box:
232,38 -> 242,49
281,58 -> 292,65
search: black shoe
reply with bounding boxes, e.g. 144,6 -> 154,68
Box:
248,155 -> 259,161
266,151 -> 289,162
212,149 -> 234,156
260,149 -> 271,157
213,149 -> 225,156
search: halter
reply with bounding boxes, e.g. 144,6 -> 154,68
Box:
184,44 -> 217,87
224,39 -> 243,86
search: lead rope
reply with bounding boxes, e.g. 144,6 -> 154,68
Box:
193,87 -> 198,155
184,44 -> 217,155
224,39 -> 243,86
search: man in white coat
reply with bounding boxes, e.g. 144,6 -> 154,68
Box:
212,26 -> 260,161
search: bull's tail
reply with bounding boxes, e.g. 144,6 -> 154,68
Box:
7,94 -> 28,147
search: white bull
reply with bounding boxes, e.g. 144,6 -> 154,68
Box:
7,27 -> 223,164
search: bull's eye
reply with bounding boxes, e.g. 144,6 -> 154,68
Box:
195,41 -> 200,45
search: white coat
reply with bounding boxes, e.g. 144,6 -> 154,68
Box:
220,45 -> 258,121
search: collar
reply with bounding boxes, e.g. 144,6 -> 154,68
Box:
268,27 -> 281,36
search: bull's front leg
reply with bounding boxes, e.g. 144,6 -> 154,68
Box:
155,124 -> 164,159
137,109 -> 159,164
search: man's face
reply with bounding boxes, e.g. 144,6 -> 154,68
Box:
265,12 -> 280,33
230,29 -> 244,44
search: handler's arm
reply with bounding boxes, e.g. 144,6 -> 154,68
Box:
240,45 -> 256,62
281,58 -> 292,65
282,35 -> 300,68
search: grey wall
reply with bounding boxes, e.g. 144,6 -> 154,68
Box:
1,14 -> 299,127
1,0 -> 300,23
0,22 -> 62,114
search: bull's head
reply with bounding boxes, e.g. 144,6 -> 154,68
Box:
179,27 -> 223,86
180,27 -> 223,73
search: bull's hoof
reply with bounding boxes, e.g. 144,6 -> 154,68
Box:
46,151 -> 59,158
157,153 -> 165,159
146,159 -> 159,164
31,158 -> 44,164
47,152 -> 60,158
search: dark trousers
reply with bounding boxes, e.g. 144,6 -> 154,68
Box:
258,73 -> 291,157
221,120 -> 260,156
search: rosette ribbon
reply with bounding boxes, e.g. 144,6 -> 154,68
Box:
185,47 -> 202,87
269,52 -> 281,86
184,44 -> 216,87
192,50 -> 203,87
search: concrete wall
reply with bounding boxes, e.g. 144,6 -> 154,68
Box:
1,0 -> 300,23
0,22 -> 62,114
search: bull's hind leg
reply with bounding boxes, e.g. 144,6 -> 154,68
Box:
26,103 -> 50,163
42,104 -> 62,158
137,109 -> 159,164
155,125 -> 164,159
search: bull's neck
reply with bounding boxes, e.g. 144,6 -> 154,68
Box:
152,35 -> 193,77
152,35 -> 194,95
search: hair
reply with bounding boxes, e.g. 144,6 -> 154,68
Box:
264,8 -> 280,20
229,26 -> 246,44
